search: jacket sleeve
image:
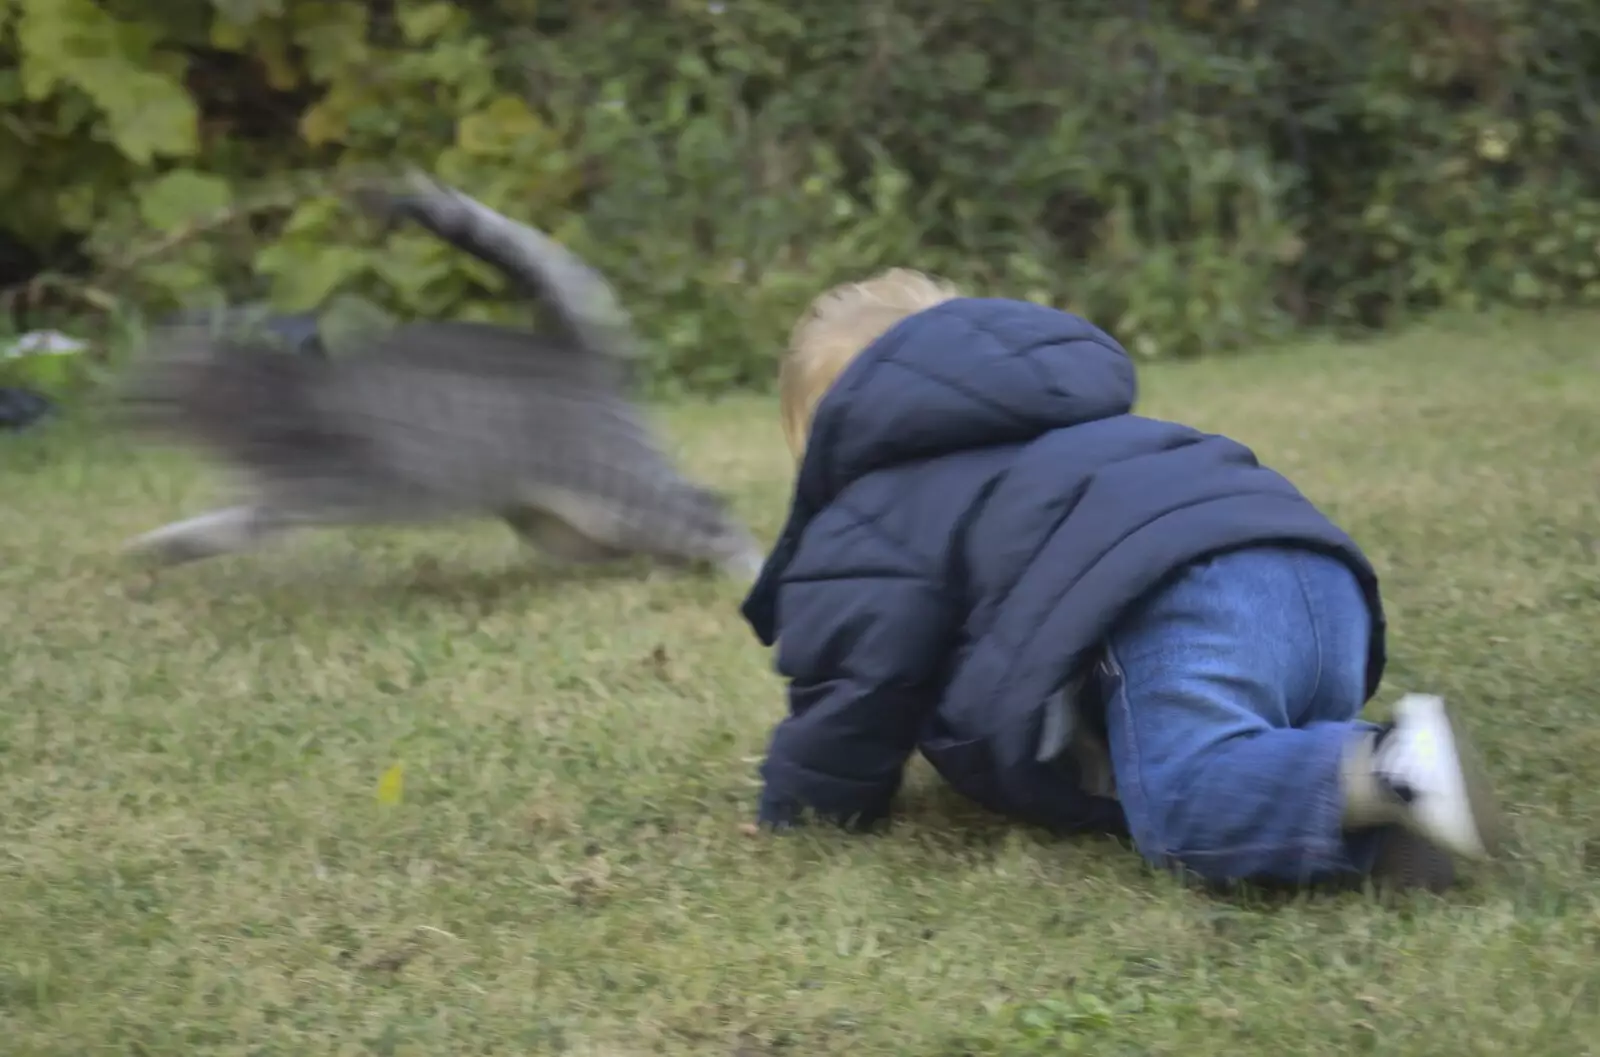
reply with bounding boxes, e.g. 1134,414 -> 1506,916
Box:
756,511 -> 957,831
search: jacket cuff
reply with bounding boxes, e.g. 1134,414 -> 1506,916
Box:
757,789 -> 803,830
757,788 -> 891,833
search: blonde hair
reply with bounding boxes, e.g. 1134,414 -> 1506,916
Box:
779,268 -> 962,457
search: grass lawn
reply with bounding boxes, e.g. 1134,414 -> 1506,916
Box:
2,312 -> 1598,1057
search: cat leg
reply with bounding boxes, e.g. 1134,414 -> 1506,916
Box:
124,505 -> 287,566
509,486 -> 765,581
503,505 -> 630,565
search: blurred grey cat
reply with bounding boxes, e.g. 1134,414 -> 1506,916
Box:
117,174 -> 765,580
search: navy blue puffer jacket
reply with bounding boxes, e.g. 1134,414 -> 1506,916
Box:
741,298 -> 1385,833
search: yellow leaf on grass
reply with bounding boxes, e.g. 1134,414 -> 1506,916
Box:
376,762 -> 405,806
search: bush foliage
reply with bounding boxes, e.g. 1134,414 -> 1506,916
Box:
2,0 -> 1599,390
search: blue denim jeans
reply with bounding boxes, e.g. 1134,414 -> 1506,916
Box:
1097,545 -> 1381,885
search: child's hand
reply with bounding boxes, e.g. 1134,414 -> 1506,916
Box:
738,822 -> 761,837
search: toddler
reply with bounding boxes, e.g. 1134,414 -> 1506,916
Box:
739,271 -> 1505,891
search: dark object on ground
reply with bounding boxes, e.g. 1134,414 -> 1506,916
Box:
115,173 -> 764,581
0,386 -> 53,432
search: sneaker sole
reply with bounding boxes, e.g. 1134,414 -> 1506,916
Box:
1371,825 -> 1457,894
1395,694 -> 1508,860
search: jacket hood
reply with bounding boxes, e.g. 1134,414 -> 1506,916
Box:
744,298 -> 1137,645
796,298 -> 1137,510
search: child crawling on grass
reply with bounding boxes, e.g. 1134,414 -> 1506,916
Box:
738,270 -> 1506,892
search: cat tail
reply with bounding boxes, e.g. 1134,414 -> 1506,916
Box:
353,172 -> 640,365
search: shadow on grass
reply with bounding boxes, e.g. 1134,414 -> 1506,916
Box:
893,776 -> 1523,912
118,548 -> 703,616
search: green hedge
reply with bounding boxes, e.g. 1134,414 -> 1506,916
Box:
3,0 -> 1599,391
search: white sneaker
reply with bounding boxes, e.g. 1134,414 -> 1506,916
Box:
1367,694 -> 1507,860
